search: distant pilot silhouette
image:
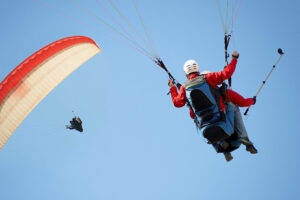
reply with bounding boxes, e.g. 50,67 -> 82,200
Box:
66,116 -> 83,132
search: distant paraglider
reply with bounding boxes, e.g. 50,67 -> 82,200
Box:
0,36 -> 101,149
66,111 -> 83,132
66,117 -> 83,132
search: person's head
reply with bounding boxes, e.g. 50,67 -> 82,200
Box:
183,60 -> 199,76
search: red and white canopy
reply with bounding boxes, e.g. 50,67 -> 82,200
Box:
0,36 -> 101,149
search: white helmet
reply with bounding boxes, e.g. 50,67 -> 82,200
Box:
183,60 -> 199,75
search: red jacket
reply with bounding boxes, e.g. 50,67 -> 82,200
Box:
169,58 -> 254,118
225,89 -> 255,107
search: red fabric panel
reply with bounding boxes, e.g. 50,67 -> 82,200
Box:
0,36 -> 99,106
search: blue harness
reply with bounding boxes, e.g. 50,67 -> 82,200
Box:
184,75 -> 240,153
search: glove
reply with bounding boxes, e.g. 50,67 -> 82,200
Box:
168,80 -> 175,87
232,51 -> 239,59
252,96 -> 256,105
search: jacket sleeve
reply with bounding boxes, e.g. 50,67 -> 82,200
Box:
170,86 -> 195,119
189,107 -> 195,119
169,85 -> 187,108
205,58 -> 237,87
226,89 -> 255,107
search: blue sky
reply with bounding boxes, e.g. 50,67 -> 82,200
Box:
0,0 -> 299,200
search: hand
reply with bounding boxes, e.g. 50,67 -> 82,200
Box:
176,83 -> 182,88
252,96 -> 256,105
168,80 -> 175,87
232,51 -> 239,59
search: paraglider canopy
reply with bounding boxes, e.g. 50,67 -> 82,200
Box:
0,36 -> 100,149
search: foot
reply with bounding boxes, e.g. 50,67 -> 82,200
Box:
224,152 -> 233,162
246,144 -> 258,154
240,138 -> 253,146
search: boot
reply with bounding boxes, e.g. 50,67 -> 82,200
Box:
224,152 -> 233,162
246,144 -> 258,154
